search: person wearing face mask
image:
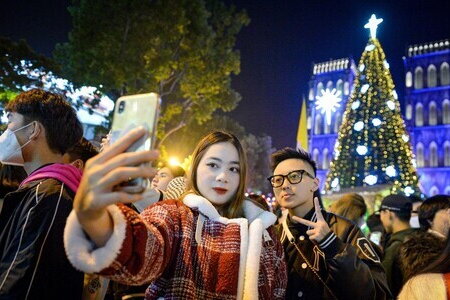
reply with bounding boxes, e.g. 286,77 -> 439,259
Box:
0,89 -> 84,300
270,148 -> 390,299
408,195 -> 423,229
64,130 -> 287,299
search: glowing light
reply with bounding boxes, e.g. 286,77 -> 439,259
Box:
352,100 -> 361,110
356,145 -> 368,155
361,84 -> 370,94
412,159 -> 417,168
386,166 -> 397,177
392,90 -> 398,100
383,60 -> 390,69
331,178 -> 339,188
402,134 -> 409,142
372,118 -> 382,126
168,157 -> 180,166
364,175 -> 378,185
315,88 -> 342,126
364,14 -> 383,39
404,186 -> 414,196
359,64 -> 365,72
365,44 -> 375,51
354,121 -> 364,131
386,100 -> 395,110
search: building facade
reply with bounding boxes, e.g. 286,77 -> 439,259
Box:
307,39 -> 450,196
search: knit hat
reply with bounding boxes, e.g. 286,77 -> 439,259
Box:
163,176 -> 186,200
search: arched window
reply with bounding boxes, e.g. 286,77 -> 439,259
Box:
317,82 -> 324,96
429,101 -> 437,125
429,186 -> 439,196
336,79 -> 343,94
405,71 -> 413,87
429,142 -> 438,167
416,143 -> 424,167
444,141 -> 450,167
334,112 -> 342,133
315,114 -> 322,135
415,103 -> 424,126
309,88 -> 314,100
445,186 -> 450,195
414,67 -> 423,89
322,148 -> 330,169
344,82 -> 350,95
312,149 -> 320,167
427,65 -> 437,87
324,118 -> 331,134
406,104 -> 413,120
441,62 -> 450,86
443,100 -> 450,124
326,80 -> 333,90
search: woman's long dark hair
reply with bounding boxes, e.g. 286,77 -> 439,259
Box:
419,229 -> 450,275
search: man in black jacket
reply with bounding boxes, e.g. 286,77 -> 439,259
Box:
269,147 -> 391,299
0,89 -> 84,299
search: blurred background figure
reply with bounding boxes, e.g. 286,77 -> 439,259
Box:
398,230 -> 450,300
0,163 -> 27,212
419,194 -> 450,239
151,164 -> 185,191
329,193 -> 367,229
366,213 -> 384,247
63,137 -> 99,170
408,195 -> 424,229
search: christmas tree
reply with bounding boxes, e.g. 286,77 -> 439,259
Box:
325,15 -> 419,196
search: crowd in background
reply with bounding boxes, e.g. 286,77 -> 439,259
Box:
0,89 -> 449,299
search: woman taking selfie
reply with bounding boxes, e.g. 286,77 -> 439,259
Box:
64,128 -> 287,299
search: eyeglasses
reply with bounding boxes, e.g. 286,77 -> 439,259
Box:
267,169 -> 315,188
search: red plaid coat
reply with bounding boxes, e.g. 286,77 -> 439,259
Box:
64,194 -> 287,299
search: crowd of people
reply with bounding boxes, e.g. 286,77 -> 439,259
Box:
0,89 -> 449,299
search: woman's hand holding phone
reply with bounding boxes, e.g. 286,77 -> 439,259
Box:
73,126 -> 158,246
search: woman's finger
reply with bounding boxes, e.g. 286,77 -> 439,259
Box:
91,126 -> 148,165
306,229 -> 315,236
92,192 -> 145,209
95,150 -> 158,178
96,166 -> 156,190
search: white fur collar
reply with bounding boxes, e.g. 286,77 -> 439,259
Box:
182,193 -> 276,228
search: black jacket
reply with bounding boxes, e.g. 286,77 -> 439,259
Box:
380,227 -> 416,297
277,209 -> 391,300
0,178 -> 83,300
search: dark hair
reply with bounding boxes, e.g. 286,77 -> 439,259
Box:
0,164 -> 27,198
6,89 -> 83,154
366,213 -> 383,233
271,147 -> 317,175
391,210 -> 412,223
186,131 -> 247,219
270,147 -> 322,205
66,138 -> 99,163
420,230 -> 450,275
162,164 -> 185,178
247,194 -> 270,211
418,195 -> 450,230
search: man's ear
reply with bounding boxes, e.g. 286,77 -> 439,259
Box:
312,177 -> 319,191
29,121 -> 42,140
71,159 -> 84,170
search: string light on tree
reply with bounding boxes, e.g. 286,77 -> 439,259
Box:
404,186 -> 414,196
325,14 -> 420,195
315,88 -> 342,125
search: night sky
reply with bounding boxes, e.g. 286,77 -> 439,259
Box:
1,0 -> 449,148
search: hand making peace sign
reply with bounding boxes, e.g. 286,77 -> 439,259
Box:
292,197 -> 331,243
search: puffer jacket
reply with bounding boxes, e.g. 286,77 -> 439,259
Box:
277,209 -> 391,299
64,194 -> 287,299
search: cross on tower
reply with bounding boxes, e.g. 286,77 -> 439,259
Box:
364,14 -> 383,39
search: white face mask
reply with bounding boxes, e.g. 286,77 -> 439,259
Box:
0,122 -> 35,166
410,215 -> 420,228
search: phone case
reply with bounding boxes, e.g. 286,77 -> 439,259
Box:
110,93 -> 161,193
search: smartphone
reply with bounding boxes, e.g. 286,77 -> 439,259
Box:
110,93 -> 161,193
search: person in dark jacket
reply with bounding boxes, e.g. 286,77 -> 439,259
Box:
269,147 -> 391,299
379,194 -> 415,297
0,89 -> 84,299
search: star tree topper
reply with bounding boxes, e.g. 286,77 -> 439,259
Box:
364,14 -> 383,39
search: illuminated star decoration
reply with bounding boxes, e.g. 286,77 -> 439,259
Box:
364,14 -> 383,39
315,88 -> 342,126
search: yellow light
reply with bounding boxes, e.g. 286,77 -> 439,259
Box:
168,157 -> 180,166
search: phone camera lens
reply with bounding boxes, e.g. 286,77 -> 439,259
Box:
118,101 -> 125,113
